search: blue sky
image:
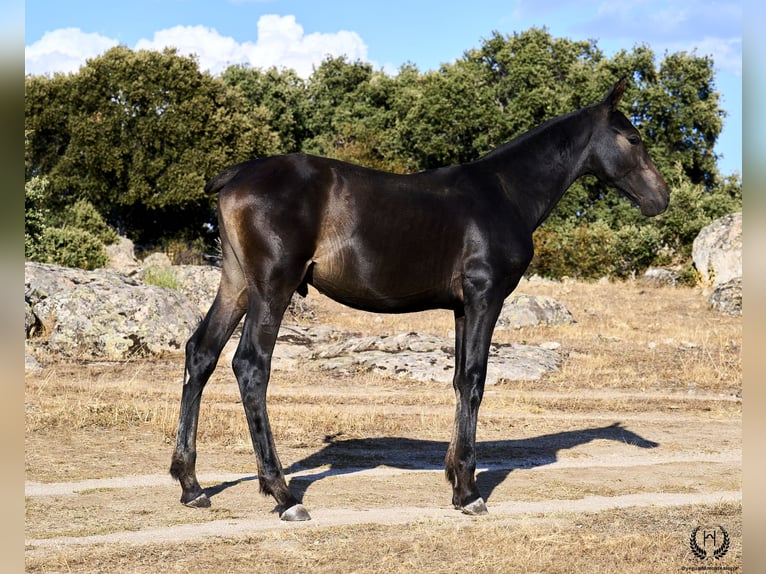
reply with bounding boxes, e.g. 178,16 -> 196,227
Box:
25,0 -> 742,175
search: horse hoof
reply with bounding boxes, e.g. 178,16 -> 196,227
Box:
182,493 -> 211,508
461,497 -> 488,516
280,504 -> 311,521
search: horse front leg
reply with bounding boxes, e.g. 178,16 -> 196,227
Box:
445,285 -> 505,515
233,292 -> 310,521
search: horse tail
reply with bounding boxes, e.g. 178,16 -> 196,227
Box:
204,164 -> 246,195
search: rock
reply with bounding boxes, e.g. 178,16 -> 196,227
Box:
691,213 -> 742,316
496,294 -> 575,329
708,277 -> 742,316
25,262 -> 202,360
142,252 -> 173,268
306,331 -> 559,383
539,341 -> 561,350
223,327 -> 560,384
105,236 -> 139,272
173,265 -> 222,315
166,265 -> 317,321
640,268 -> 677,287
25,299 -> 37,337
23,262 -> 555,376
25,350 -> 42,372
313,332 -> 449,359
692,212 -> 742,287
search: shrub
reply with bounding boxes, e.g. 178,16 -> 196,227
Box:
60,199 -> 118,246
612,224 -> 663,278
36,226 -> 109,270
531,220 -> 618,279
26,176 -> 118,270
25,176 -> 50,260
654,165 -> 741,258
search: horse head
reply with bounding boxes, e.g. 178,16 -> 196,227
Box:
588,77 -> 670,216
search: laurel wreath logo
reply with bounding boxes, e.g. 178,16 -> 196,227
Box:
689,525 -> 730,560
690,526 -> 706,559
714,525 -> 730,560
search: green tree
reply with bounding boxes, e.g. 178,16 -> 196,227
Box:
221,65 -> 308,153
24,29 -> 737,276
299,56 -> 410,172
389,59 -> 502,169
303,56 -> 376,143
465,28 -> 605,138
461,29 -> 728,229
25,74 -> 73,180
25,46 -> 279,243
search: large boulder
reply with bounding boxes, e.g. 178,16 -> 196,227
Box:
25,262 -> 202,361
692,213 -> 742,288
708,277 -> 742,317
496,294 -> 575,329
172,265 -> 222,315
691,213 -> 742,315
105,236 -> 139,272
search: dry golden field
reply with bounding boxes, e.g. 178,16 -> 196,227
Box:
25,278 -> 742,573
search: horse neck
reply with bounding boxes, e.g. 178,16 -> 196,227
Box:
475,106 -> 596,231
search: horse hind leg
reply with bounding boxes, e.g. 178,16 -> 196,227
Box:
170,268 -> 247,508
233,274 -> 311,521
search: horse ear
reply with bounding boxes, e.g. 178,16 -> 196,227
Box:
603,76 -> 628,110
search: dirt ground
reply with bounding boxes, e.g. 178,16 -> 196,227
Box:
24,279 -> 742,573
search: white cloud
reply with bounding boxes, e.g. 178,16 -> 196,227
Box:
134,25 -> 244,73
26,15 -> 369,78
239,15 -> 368,77
682,37 -> 742,78
25,27 -> 118,75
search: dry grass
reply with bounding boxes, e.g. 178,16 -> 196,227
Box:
25,502 -> 741,573
25,280 -> 741,442
24,278 -> 742,572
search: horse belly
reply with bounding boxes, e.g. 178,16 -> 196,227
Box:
309,238 -> 459,313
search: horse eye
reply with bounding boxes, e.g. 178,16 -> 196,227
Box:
627,134 -> 641,145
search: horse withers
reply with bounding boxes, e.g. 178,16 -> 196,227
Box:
170,77 -> 669,520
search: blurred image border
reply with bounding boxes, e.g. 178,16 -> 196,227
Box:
2,0 -> 26,570
742,2 -> 765,572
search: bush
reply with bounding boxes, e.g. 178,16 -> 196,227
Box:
529,167 -> 742,280
531,220 -> 617,279
35,226 -> 109,270
25,176 -> 50,260
531,221 -> 667,280
60,199 -> 118,246
654,165 -> 741,258
25,176 -> 118,270
612,224 -> 663,278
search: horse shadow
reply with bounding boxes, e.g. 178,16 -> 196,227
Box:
201,422 -> 658,504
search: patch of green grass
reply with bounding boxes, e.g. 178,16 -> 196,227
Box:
142,266 -> 180,290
